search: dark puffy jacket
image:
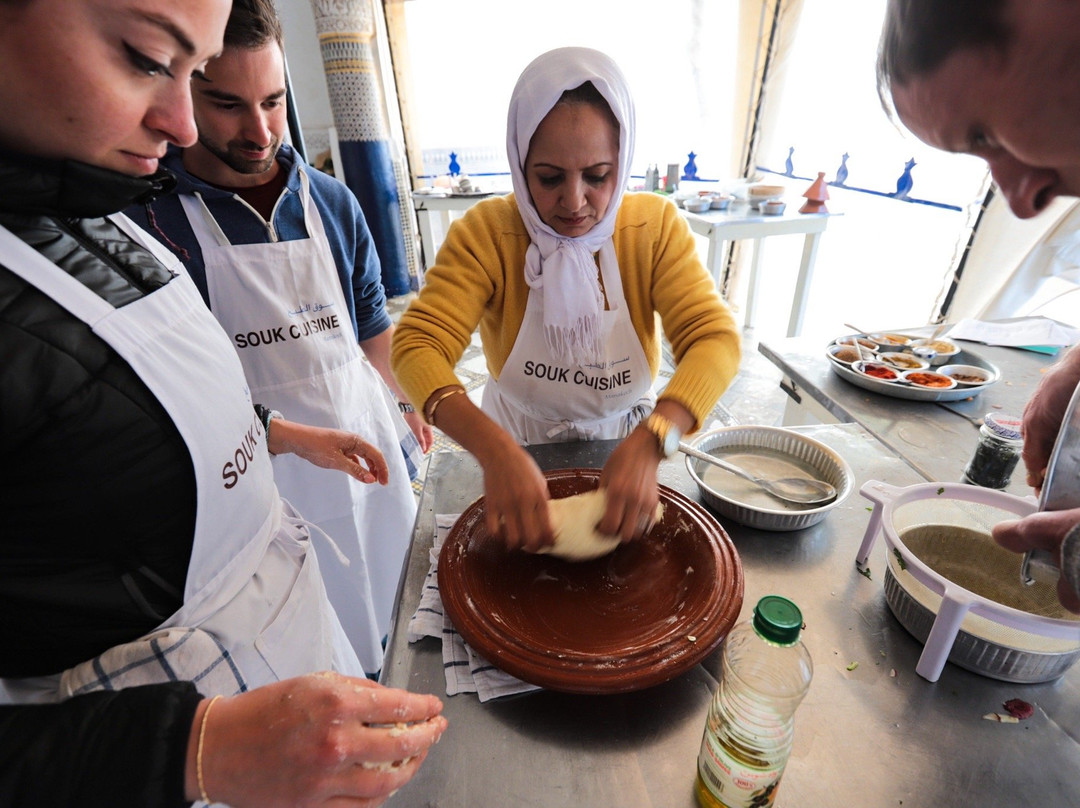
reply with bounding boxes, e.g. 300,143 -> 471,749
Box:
0,148 -> 203,806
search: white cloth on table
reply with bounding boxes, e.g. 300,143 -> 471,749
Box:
407,513 -> 541,702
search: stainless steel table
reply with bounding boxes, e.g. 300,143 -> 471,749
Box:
759,332 -> 1056,497
382,426 -> 1080,807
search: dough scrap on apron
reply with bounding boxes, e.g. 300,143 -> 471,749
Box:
536,489 -> 663,561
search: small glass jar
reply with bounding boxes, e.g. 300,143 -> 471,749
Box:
962,412 -> 1024,489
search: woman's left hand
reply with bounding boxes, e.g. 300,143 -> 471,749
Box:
599,402 -> 696,542
598,427 -> 663,542
268,419 -> 390,485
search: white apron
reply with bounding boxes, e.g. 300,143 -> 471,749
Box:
483,252 -> 655,443
179,168 -> 415,673
0,216 -> 362,706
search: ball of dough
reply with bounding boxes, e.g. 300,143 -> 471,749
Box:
536,489 -> 663,562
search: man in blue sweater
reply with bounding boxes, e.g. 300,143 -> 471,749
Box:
126,0 -> 431,675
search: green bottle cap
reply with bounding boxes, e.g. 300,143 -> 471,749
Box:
753,596 -> 803,645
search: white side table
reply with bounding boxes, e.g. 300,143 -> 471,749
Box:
679,205 -> 837,337
411,192 -> 507,273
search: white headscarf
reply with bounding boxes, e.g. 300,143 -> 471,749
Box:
506,47 -> 636,365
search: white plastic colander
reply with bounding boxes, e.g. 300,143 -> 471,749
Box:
858,481 -> 1080,683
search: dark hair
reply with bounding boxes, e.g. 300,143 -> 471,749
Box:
557,81 -> 620,137
224,0 -> 284,50
876,0 -> 1010,114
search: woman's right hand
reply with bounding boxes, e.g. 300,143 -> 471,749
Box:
186,672 -> 447,807
422,386 -> 553,551
479,441 -> 553,552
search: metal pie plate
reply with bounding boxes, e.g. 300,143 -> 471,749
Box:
686,426 -> 854,531
437,468 -> 744,694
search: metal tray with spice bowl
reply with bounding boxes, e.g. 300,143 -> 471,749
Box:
826,337 -> 1000,402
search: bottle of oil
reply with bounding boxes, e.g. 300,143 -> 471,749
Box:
695,596 -> 813,808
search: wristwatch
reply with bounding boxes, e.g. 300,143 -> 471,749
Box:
643,412 -> 682,459
398,401 -> 416,414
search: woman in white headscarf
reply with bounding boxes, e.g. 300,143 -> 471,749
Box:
392,47 -> 740,550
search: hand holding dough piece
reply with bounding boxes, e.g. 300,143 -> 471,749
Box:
535,489 -> 664,561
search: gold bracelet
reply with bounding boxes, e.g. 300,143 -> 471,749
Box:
426,387 -> 466,426
197,695 -> 222,804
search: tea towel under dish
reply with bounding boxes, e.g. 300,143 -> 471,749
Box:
407,513 -> 541,702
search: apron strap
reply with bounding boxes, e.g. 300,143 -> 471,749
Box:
110,212 -> 189,276
182,191 -> 234,247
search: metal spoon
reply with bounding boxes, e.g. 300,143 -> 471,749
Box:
678,442 -> 837,505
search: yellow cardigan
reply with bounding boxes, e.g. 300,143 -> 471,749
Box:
391,192 -> 741,431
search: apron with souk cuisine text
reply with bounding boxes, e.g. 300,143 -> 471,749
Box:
483,244 -> 655,443
178,166 -> 415,674
0,215 -> 362,706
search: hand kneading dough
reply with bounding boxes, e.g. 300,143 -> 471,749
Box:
536,489 -> 664,562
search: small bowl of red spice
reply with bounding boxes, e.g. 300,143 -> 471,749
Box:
900,370 -> 957,390
852,360 -> 901,382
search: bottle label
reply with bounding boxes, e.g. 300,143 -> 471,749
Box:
697,731 -> 783,808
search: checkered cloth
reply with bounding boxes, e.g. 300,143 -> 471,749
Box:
407,513 -> 541,702
60,627 -> 248,699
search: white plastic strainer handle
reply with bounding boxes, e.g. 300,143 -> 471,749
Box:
916,584 -> 976,682
856,480 -> 906,567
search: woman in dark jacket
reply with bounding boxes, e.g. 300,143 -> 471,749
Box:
0,1 -> 445,805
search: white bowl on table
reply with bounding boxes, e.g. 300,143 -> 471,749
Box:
899,369 -> 958,391
747,184 -> 785,209
833,334 -> 880,355
682,196 -> 712,213
870,333 -> 913,350
879,352 -> 929,371
828,344 -> 862,366
909,338 -> 960,366
939,364 -> 998,387
852,360 -> 903,383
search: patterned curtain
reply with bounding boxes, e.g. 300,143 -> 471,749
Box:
310,0 -> 412,296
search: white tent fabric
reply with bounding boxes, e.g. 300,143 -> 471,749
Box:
969,198 -> 1080,327
735,0 -> 804,179
945,194 -> 1080,324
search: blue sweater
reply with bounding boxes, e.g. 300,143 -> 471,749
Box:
125,144 -> 391,342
